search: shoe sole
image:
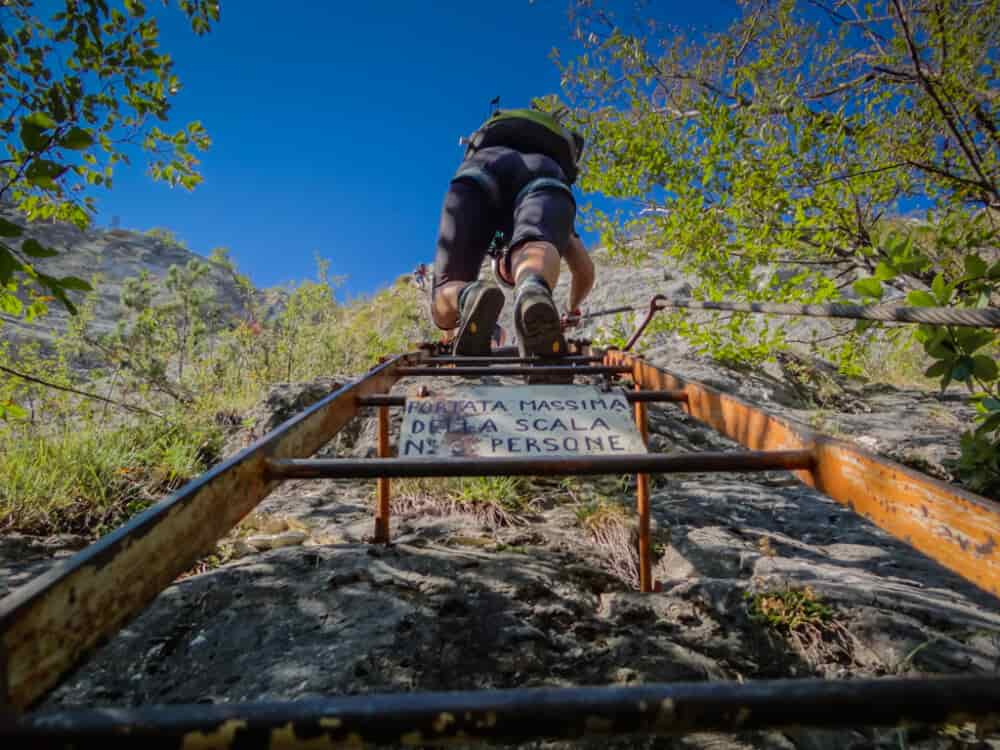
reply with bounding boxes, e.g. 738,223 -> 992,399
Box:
453,286 -> 505,357
517,294 -> 567,360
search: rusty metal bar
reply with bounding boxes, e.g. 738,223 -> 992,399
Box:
624,296 -> 664,351
0,353 -> 416,712
4,676 -> 998,747
425,355 -> 605,365
266,450 -> 815,480
359,394 -> 406,407
357,390 -> 688,409
634,380 -> 653,593
627,389 -> 689,403
396,365 -> 631,377
374,404 -> 391,544
607,349 -> 1000,598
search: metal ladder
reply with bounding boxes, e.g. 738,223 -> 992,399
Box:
2,341 -> 998,746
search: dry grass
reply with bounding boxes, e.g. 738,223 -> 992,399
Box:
390,476 -> 542,529
857,330 -> 935,389
575,498 -> 640,589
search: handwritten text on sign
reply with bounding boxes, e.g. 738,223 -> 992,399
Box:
400,385 -> 648,458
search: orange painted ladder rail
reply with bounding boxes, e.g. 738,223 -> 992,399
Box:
1,343 -> 999,747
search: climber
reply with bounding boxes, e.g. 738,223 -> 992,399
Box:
429,105 -> 595,357
412,263 -> 428,290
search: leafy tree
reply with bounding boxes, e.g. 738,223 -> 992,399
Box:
0,0 -> 219,321
98,259 -> 220,404
557,0 -> 999,493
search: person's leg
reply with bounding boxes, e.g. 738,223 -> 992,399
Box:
506,164 -> 576,357
430,178 -> 504,354
508,240 -> 561,290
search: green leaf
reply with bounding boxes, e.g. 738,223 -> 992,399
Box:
24,112 -> 57,130
924,330 -> 957,360
964,254 -> 988,279
0,293 -> 22,316
852,277 -> 883,300
972,355 -> 998,381
953,356 -> 975,382
0,219 -> 23,238
59,127 -> 94,151
0,245 -> 23,285
0,401 -> 29,420
25,298 -> 48,322
989,261 -> 1000,281
49,286 -> 78,316
19,122 -> 48,152
931,273 -> 949,304
906,290 -> 936,307
20,239 -> 59,259
25,159 -> 69,188
978,412 -> 1000,435
874,262 -> 896,282
983,398 -> 1000,412
58,276 -> 92,292
956,328 -> 995,354
924,360 -> 950,378
125,0 -> 146,17
896,254 -> 929,274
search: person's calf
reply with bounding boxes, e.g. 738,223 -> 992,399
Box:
509,240 -> 560,291
430,280 -> 466,330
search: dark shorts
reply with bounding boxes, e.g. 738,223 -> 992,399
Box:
432,146 -> 576,303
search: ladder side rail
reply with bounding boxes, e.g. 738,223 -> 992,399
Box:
0,352 -> 417,712
607,349 -> 1000,598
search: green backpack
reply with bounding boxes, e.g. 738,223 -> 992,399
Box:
465,108 -> 584,184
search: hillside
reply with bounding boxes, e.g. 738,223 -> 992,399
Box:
0,208 -> 286,354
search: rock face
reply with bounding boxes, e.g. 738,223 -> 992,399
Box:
30,370 -> 1000,749
0,209 -> 286,353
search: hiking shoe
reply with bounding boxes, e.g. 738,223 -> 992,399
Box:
452,280 -> 505,357
514,274 -> 566,359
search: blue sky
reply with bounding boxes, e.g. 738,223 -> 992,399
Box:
94,0 -> 733,297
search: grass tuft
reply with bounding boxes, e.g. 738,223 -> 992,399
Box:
391,476 -> 538,528
0,419 -> 221,538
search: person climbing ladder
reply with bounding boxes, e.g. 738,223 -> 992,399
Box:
413,263 -> 428,290
429,103 -> 594,357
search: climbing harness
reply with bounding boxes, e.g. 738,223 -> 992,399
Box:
486,229 -> 514,288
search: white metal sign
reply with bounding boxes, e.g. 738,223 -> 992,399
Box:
399,385 -> 647,458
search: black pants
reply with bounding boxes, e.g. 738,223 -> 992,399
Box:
431,146 -> 576,315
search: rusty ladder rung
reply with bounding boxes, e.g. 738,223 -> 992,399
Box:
425,355 -> 605,365
396,365 -> 631,377
6,676 -> 998,745
357,390 -> 689,407
266,450 -> 815,480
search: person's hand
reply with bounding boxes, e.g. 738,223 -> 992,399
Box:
561,308 -> 581,330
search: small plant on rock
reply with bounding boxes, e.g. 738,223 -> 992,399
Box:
747,586 -> 856,669
576,498 -> 640,589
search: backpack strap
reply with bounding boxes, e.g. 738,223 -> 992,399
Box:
453,166 -> 501,207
